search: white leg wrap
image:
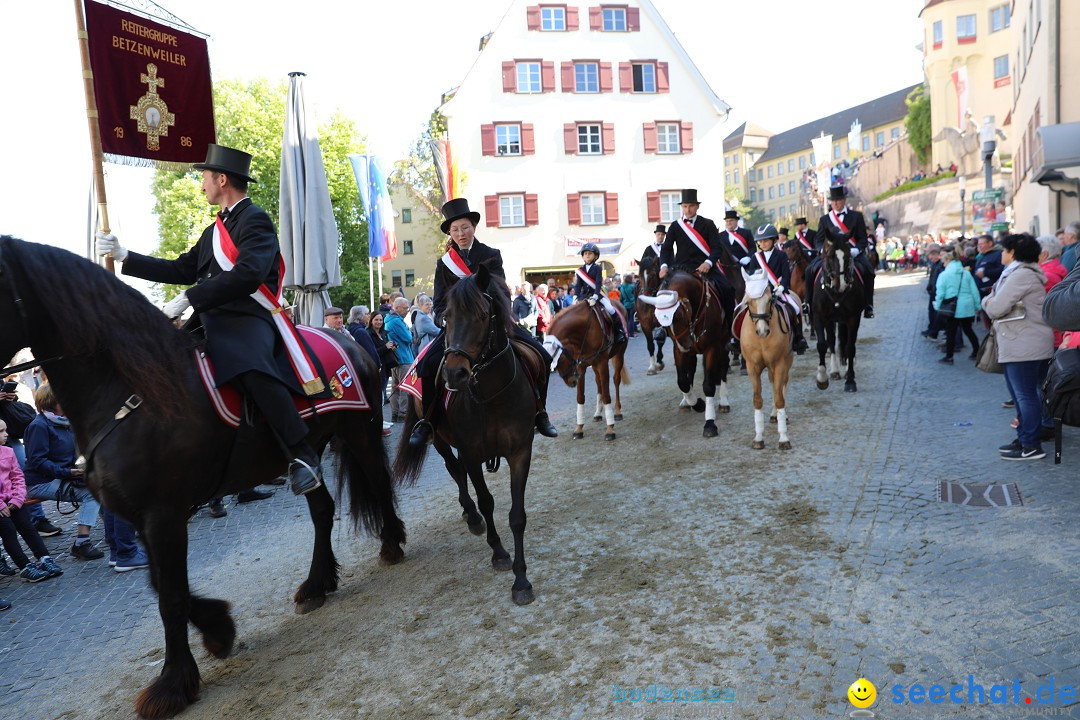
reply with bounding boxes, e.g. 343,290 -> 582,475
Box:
594,393 -> 604,417
680,391 -> 697,407
816,365 -> 827,383
754,409 -> 765,441
705,395 -> 716,421
718,380 -> 729,407
604,404 -> 615,425
648,356 -> 657,371
777,408 -> 789,442
830,352 -> 841,375
576,403 -> 587,425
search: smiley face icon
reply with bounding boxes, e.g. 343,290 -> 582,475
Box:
848,678 -> 877,709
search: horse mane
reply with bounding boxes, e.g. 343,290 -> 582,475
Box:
2,236 -> 191,418
445,271 -> 515,336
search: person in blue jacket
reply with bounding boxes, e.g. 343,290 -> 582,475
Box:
934,248 -> 983,364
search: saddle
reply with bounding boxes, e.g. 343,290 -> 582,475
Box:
509,337 -> 546,389
731,302 -> 792,338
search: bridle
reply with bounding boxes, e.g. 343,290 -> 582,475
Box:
668,272 -> 713,354
548,303 -> 613,382
443,291 -> 516,403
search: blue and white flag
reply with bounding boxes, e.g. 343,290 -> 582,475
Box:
348,154 -> 397,260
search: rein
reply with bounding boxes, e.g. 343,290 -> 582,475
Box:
551,303 -> 613,383
669,273 -> 713,353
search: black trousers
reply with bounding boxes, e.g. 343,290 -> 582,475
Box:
0,505 -> 49,568
944,317 -> 980,358
235,370 -> 309,449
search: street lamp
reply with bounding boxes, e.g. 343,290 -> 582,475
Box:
979,115 -> 998,190
958,174 -> 967,239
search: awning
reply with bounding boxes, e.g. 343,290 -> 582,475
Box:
1033,122 -> 1080,197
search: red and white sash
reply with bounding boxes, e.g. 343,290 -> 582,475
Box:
440,247 -> 472,279
754,250 -> 801,314
210,216 -> 324,395
678,217 -> 711,256
575,267 -> 598,291
797,230 -> 813,252
726,229 -> 749,254
829,210 -> 859,247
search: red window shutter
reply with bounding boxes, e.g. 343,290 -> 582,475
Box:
627,6 -> 640,30
502,62 -> 516,92
618,62 -> 632,92
521,124 -> 535,155
525,194 -> 539,226
561,62 -> 575,92
564,123 -> 578,154
599,62 -> 613,92
480,124 -> 496,156
680,122 -> 694,154
567,193 -> 582,225
647,191 -> 661,222
642,122 -> 658,153
541,61 -> 556,92
566,6 -> 579,30
605,192 -> 619,224
602,122 -> 615,154
656,62 -> 670,92
526,6 -> 541,30
485,195 -> 500,227
589,6 -> 602,30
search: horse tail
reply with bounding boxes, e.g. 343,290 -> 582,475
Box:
620,364 -> 631,386
393,396 -> 427,488
331,388 -> 397,538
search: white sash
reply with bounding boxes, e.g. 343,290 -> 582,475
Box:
677,217 -> 711,256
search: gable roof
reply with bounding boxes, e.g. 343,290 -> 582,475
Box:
756,84 -> 921,163
723,121 -> 773,152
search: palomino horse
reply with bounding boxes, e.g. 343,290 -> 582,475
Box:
639,270 -> 731,437
635,253 -> 666,375
812,238 -> 866,392
783,240 -> 811,335
738,272 -> 794,450
395,265 -> 539,605
544,299 -> 630,441
0,236 -> 405,719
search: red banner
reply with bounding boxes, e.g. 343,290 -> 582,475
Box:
85,1 -> 214,166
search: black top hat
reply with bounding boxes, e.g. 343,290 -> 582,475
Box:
680,189 -> 700,204
828,185 -> 848,201
653,224 -> 667,234
794,217 -> 808,226
723,210 -> 739,220
192,144 -> 257,183
778,227 -> 789,236
440,198 -> 482,234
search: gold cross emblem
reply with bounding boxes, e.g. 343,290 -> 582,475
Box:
129,63 -> 175,151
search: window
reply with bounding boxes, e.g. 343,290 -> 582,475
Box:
767,165 -> 774,179
541,6 -> 566,30
994,54 -> 1009,81
580,193 -> 606,225
833,144 -> 841,159
734,170 -> 740,184
402,240 -> 414,255
602,7 -> 626,31
575,62 -> 599,92
990,4 -> 1010,32
747,151 -> 756,164
632,63 -> 656,93
758,169 -> 764,181
790,204 -> 796,215
778,184 -> 785,198
516,62 -> 541,93
957,14 -> 976,43
500,195 -> 525,227
768,186 -> 775,199
578,124 -> 602,154
777,162 -> 784,176
768,209 -> 775,221
789,181 -> 795,194
657,123 -> 680,153
724,155 -> 730,167
724,172 -> 730,184
750,188 -> 757,203
405,271 -> 415,287
496,124 -> 522,156
391,270 -> 401,287
875,131 -> 885,147
862,135 -> 870,152
787,159 -> 794,173
933,20 -> 943,47
810,152 -> 815,165
660,191 -> 680,223
891,127 -> 900,139
733,151 -> 740,163
401,208 -> 412,224
799,156 -> 806,170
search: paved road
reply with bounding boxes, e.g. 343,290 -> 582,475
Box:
2,272 -> 1078,719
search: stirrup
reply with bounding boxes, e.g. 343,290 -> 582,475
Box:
288,457 -> 323,496
408,419 -> 434,448
535,411 -> 558,438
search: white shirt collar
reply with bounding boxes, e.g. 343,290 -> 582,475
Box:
223,197 -> 247,215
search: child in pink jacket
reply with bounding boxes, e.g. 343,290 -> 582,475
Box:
0,420 -> 62,582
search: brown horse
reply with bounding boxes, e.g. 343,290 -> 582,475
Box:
545,300 -> 630,441
738,272 -> 794,450
635,254 -> 666,375
783,240 -> 811,334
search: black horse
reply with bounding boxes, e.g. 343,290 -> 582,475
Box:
0,237 -> 406,719
395,265 -> 538,606
812,238 -> 866,392
635,254 -> 666,375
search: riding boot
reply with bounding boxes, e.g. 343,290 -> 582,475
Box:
612,319 -> 627,347
407,386 -> 437,449
792,318 -> 808,354
863,273 -> 876,318
286,441 -> 323,496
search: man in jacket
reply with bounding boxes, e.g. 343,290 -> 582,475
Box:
812,185 -> 876,318
659,189 -> 737,325
922,244 -> 944,338
97,144 -> 324,496
385,298 -> 415,422
974,234 -> 1004,296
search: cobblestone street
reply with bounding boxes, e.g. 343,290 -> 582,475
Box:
3,273 -> 1078,720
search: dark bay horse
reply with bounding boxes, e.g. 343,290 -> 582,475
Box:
394,265 -> 538,606
635,254 -> 666,375
0,237 -> 405,718
812,238 -> 866,392
640,270 -> 731,437
545,299 -> 630,441
783,240 -> 811,335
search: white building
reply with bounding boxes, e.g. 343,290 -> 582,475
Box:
440,0 -> 730,285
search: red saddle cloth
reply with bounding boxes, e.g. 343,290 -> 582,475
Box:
732,303 -> 792,338
196,325 -> 370,429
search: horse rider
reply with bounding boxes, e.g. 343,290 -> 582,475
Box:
721,208 -> 756,265
640,223 -> 666,276
407,198 -> 558,449
807,185 -> 877,318
95,144 -> 324,495
743,224 -> 809,354
658,189 -> 737,326
572,243 -> 627,346
791,216 -> 819,261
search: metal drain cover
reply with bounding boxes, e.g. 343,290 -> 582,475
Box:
938,482 -> 1023,507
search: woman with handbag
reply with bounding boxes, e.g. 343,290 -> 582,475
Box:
981,233 -> 1055,461
933,249 -> 983,364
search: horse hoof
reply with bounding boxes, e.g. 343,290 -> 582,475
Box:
462,513 -> 486,535
779,441 -> 792,451
512,587 -> 536,606
572,431 -> 584,440
647,368 -> 657,376
135,672 -> 199,720
614,413 -> 623,421
605,432 -> 616,441
295,595 -> 326,615
593,415 -> 603,423
718,404 -> 731,414
692,398 -> 706,413
752,440 -> 765,450
769,415 -> 777,423
740,367 -> 748,376
829,372 -> 841,380
493,556 -> 513,572
702,422 -> 718,438
657,362 -> 664,371
845,382 -> 858,393
816,380 -> 829,390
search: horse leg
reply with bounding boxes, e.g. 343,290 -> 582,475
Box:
467,460 -> 511,571
573,378 -> 586,440
612,351 -> 625,422
701,349 -> 719,438
717,341 -> 731,414
593,387 -> 603,422
814,315 -> 829,389
437,436 -> 484,535
828,322 -> 842,380
645,331 -> 658,375
506,447 -> 534,606
749,360 -> 766,450
295,483 -> 339,614
845,319 -> 859,393
677,352 -> 704,412
135,512 -> 201,720
656,332 -> 665,369
776,354 -> 793,450
597,360 -> 616,441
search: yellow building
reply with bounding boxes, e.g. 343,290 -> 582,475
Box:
381,184 -> 443,298
920,0 -> 1015,171
722,122 -> 772,203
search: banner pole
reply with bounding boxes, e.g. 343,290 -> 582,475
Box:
369,256 -> 375,310
74,0 -> 114,273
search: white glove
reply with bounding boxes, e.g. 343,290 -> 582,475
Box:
850,248 -> 861,258
95,232 -> 128,262
774,285 -> 786,296
162,292 -> 190,320
738,256 -> 751,266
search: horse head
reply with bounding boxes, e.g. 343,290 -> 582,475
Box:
541,331 -> 578,387
0,237 -> 32,363
821,239 -> 851,294
741,269 -> 775,338
442,264 -> 512,391
638,255 -> 660,297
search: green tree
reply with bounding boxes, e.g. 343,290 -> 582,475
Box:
904,84 -> 932,165
724,184 -> 768,229
392,108 -> 447,212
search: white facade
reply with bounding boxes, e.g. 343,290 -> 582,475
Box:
441,0 -> 730,283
